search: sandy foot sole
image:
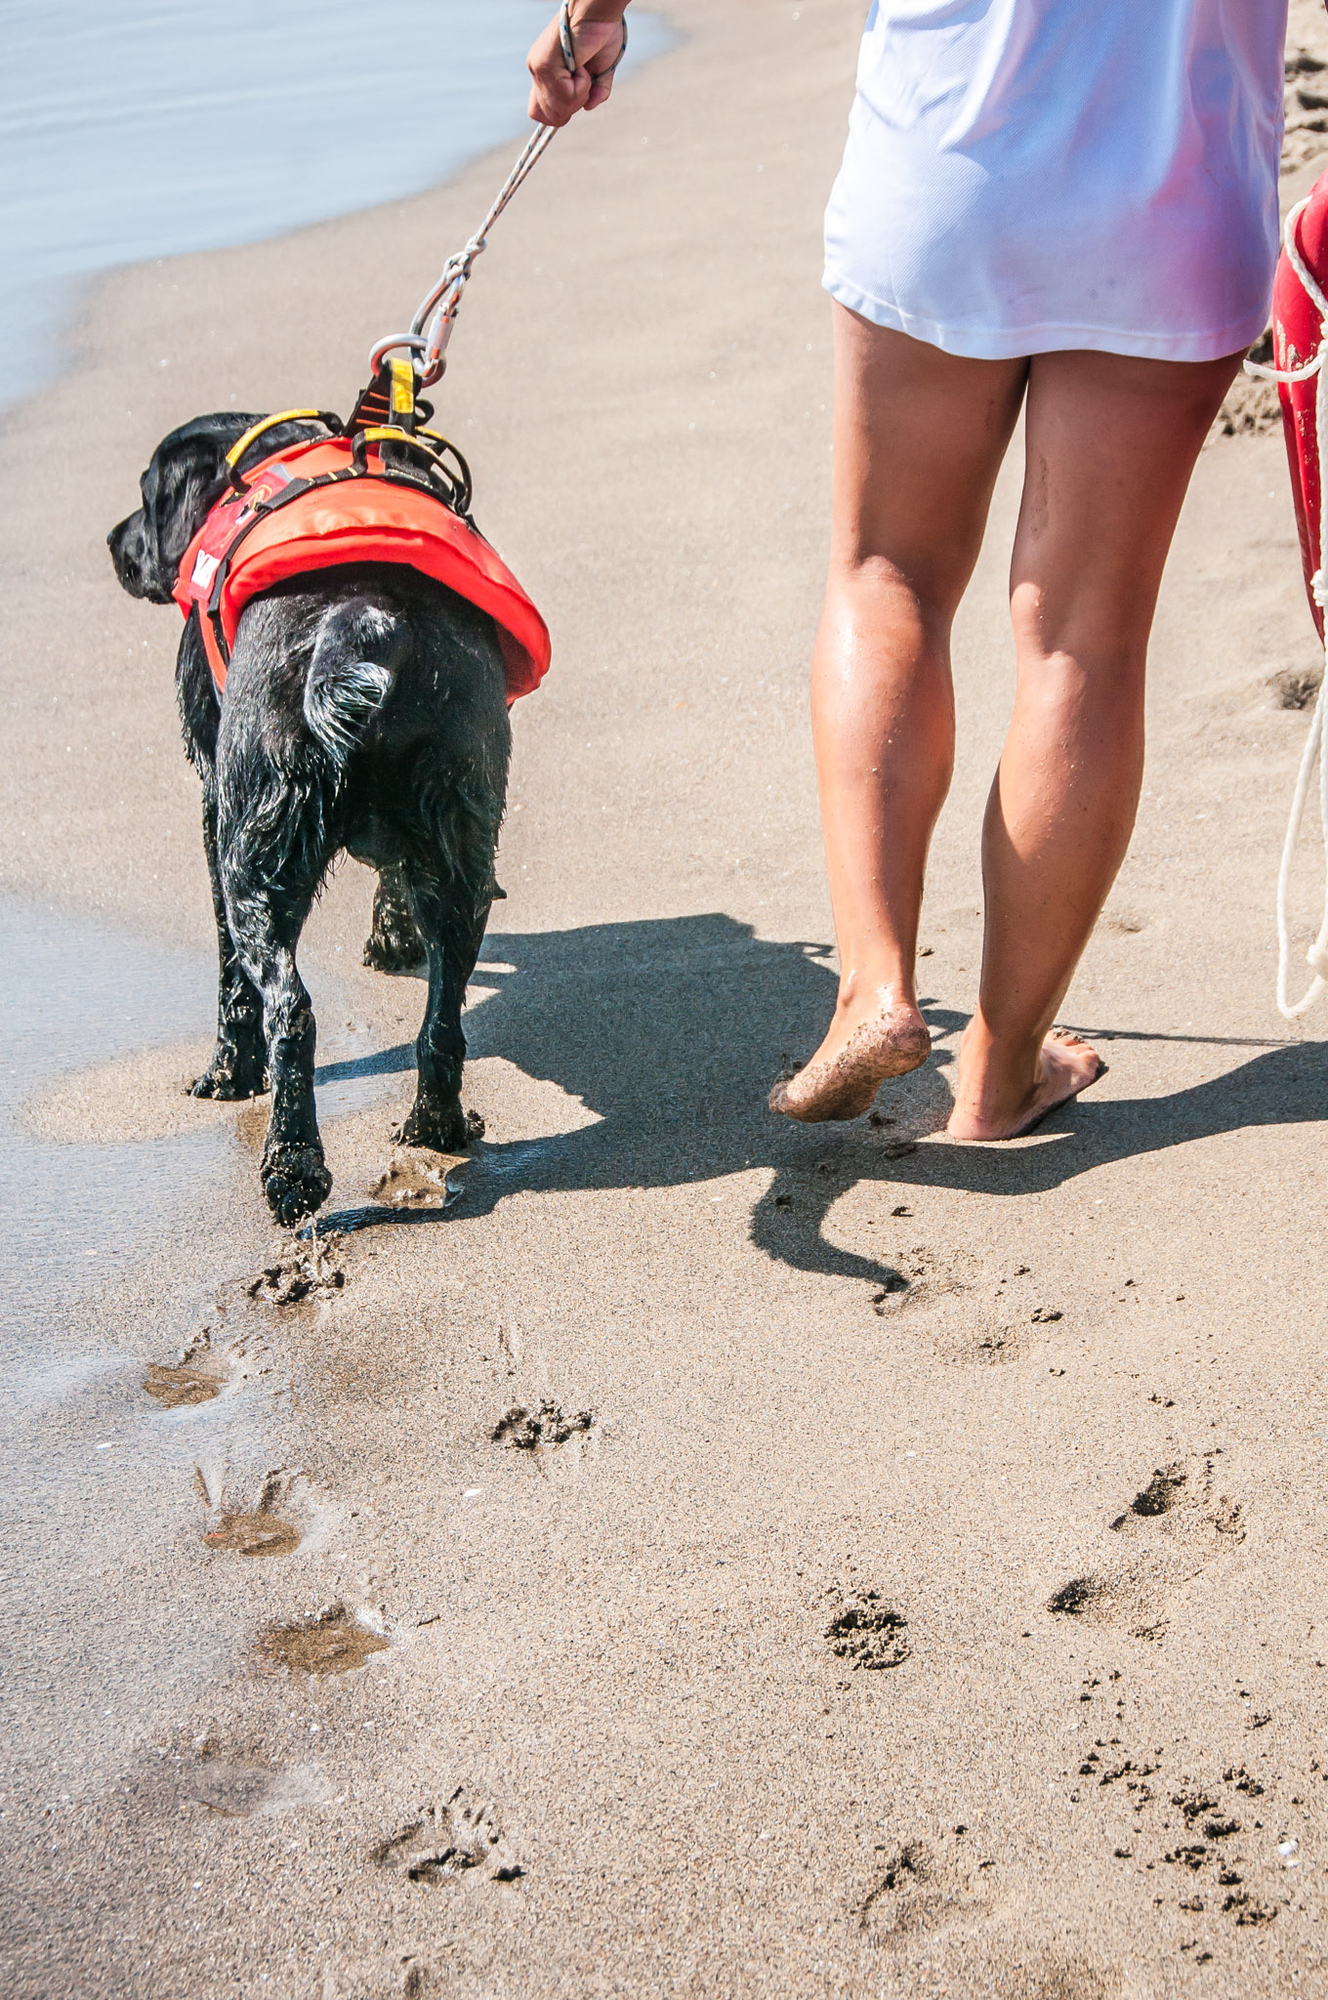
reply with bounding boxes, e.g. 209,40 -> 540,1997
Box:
768,1011 -> 931,1123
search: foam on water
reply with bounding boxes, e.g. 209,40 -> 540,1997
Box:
0,0 -> 668,408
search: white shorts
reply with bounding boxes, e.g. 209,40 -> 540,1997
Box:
824,1 -> 1286,365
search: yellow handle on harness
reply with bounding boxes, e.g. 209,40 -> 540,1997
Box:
387,358 -> 416,426
225,409 -> 340,487
354,427 -> 461,465
351,426 -> 473,515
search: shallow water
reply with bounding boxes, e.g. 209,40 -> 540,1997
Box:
0,897 -> 223,1324
0,0 -> 669,408
0,893 -> 396,1741
0,894 -> 403,1337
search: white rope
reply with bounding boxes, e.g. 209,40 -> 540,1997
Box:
1245,196 -> 1328,1018
368,124 -> 559,387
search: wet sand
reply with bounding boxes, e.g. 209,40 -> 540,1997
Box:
4,4 -> 1328,1995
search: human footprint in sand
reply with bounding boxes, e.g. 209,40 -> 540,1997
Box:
531,3 -> 1285,1140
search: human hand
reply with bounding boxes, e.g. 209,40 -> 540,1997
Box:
527,1 -> 630,127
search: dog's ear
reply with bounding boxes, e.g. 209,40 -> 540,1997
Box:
142,417 -> 258,590
109,413 -> 259,604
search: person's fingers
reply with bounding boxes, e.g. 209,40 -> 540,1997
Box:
526,17 -> 590,126
528,65 -> 589,126
527,11 -> 625,122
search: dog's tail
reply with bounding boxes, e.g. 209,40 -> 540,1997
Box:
303,596 -> 410,768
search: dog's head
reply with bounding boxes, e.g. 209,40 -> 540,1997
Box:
108,412 -> 261,604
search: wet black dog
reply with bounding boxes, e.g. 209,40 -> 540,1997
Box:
109,412 -> 509,1226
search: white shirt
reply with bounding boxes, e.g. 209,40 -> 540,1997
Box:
824,0 -> 1289,361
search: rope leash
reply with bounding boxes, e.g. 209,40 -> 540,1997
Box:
369,123 -> 559,387
368,2 -> 627,390
1245,193 -> 1328,1019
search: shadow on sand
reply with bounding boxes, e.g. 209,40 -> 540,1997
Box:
317,912 -> 1326,1287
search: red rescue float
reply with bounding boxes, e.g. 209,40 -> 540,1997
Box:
1264,172 -> 1328,1017
1271,176 -> 1328,638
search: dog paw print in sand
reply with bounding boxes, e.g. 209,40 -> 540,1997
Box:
1045,1453 -> 1244,1633
1268,663 -> 1324,711
142,1325 -> 227,1406
1061,1722 -> 1302,1952
136,1729 -> 332,1820
491,1401 -> 594,1452
247,1232 -> 346,1306
195,1466 -> 311,1557
824,1587 -> 911,1671
857,1828 -> 997,1941
374,1788 -> 524,1888
257,1603 -> 389,1677
371,1144 -> 470,1211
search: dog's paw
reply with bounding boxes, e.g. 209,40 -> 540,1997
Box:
190,1052 -> 270,1101
362,930 -> 426,975
261,1145 -> 332,1226
392,1104 -> 481,1153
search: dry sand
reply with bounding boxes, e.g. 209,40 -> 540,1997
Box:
4,4 -> 1328,1996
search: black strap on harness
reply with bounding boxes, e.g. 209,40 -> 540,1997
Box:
346,356 -> 431,438
202,353 -> 476,680
202,411 -> 476,679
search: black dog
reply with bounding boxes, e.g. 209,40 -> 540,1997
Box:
109,412 -> 509,1226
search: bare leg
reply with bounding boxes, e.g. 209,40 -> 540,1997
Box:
771,311 -> 1027,1121
948,347 -> 1243,1139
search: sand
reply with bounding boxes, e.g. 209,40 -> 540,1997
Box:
4,3 -> 1328,1996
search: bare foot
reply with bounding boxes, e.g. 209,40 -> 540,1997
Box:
947,1028 -> 1104,1141
769,1004 -> 930,1123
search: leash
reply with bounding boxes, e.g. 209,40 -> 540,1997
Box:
1245,196 -> 1328,1019
367,2 -> 627,393
368,124 -> 559,390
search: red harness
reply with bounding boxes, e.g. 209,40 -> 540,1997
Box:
172,430 -> 550,703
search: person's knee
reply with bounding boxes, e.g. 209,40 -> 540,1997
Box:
1011,581 -> 1150,684
827,548 -> 966,637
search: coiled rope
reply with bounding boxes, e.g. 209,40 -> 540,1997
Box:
1245,193 -> 1328,1019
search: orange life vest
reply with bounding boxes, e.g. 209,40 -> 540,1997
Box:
172,432 -> 550,703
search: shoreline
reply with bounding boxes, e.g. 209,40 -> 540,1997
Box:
0,1 -> 674,412
4,4 -> 1328,1996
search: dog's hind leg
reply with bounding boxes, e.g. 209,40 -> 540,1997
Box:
191,780 -> 269,1099
362,861 -> 426,974
395,888 -> 489,1154
219,787 -> 335,1226
394,834 -> 497,1156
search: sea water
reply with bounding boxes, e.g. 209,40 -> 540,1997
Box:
0,0 -> 667,408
